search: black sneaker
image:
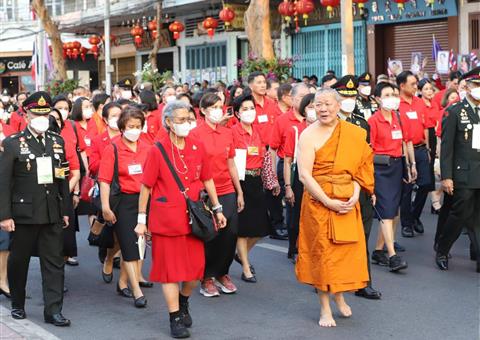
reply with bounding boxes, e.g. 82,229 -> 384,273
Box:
179,301 -> 192,328
170,316 -> 190,339
401,226 -> 414,238
389,254 -> 408,272
413,219 -> 424,234
371,250 -> 389,266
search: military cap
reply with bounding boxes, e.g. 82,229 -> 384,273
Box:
358,72 -> 372,85
22,91 -> 52,115
117,78 -> 133,89
331,75 -> 358,97
461,66 -> 480,84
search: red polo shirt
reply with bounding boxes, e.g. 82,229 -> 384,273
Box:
153,103 -> 165,121
98,136 -> 150,194
432,88 -> 446,109
283,122 -> 307,158
190,122 -> 235,196
61,120 -> 87,153
252,96 -> 279,144
232,123 -> 265,169
8,110 -> 27,132
76,120 -> 98,154
421,100 -> 442,129
140,113 -> 160,145
270,110 -> 305,159
368,110 -> 411,158
65,139 -> 80,173
89,130 -> 116,177
1,121 -> 14,138
399,95 -> 427,145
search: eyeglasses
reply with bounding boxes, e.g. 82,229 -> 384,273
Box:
172,117 -> 196,124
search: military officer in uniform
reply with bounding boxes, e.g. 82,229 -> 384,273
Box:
355,72 -> 378,121
0,92 -> 71,326
332,76 -> 381,299
436,67 -> 480,273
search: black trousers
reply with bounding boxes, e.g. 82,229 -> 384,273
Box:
434,193 -> 453,247
266,158 -> 286,233
437,189 -> 480,263
8,223 -> 65,316
359,191 -> 374,286
204,193 -> 238,278
287,168 -> 303,256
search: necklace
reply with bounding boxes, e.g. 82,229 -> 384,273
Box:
170,136 -> 188,175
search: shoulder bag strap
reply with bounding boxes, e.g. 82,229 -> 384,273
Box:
155,142 -> 187,197
112,143 -> 119,185
292,126 -> 299,165
394,111 -> 406,156
69,120 -> 80,152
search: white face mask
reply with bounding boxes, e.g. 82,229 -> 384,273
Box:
1,96 -> 9,103
123,128 -> 141,142
83,108 -> 93,120
121,91 -> 132,100
173,122 -> 191,137
382,97 -> 401,111
60,109 -> 69,121
360,86 -> 371,97
30,116 -> 50,133
240,110 -> 256,124
340,98 -> 356,113
207,108 -> 224,124
108,117 -> 119,130
306,109 -> 317,123
166,95 -> 176,103
470,87 -> 480,101
459,90 -> 467,101
189,121 -> 197,130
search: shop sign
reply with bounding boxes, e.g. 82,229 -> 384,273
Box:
0,57 -> 32,73
366,0 -> 457,25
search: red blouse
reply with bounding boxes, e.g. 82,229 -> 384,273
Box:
368,110 -> 411,158
89,130 -> 115,177
232,123 -> 266,169
283,122 -> 307,159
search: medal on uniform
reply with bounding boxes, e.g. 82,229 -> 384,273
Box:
26,159 -> 31,171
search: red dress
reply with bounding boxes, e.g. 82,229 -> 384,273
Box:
142,135 -> 212,283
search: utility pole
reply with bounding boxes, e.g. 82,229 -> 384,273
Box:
104,0 -> 112,95
37,20 -> 45,90
340,0 -> 355,75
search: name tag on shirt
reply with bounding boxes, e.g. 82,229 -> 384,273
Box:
257,114 -> 268,123
84,138 -> 91,147
406,111 -> 418,120
128,164 -> 143,175
391,130 -> 403,140
247,146 -> 259,156
363,109 -> 372,121
472,125 -> 480,149
142,124 -> 148,133
37,157 -> 54,184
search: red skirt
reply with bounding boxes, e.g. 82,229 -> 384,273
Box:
150,234 -> 205,283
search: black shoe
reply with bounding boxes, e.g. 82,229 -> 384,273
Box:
431,205 -> 441,215
134,295 -> 147,308
413,219 -> 424,234
401,226 -> 414,238
0,288 -> 11,299
65,257 -> 79,266
11,308 -> 26,320
102,270 -> 113,284
290,254 -> 298,264
179,301 -> 192,328
44,313 -> 71,327
389,254 -> 408,272
394,242 -> 406,252
435,253 -> 448,271
139,281 -> 154,288
170,316 -> 190,338
269,229 -> 288,240
113,257 -> 121,269
117,282 -> 133,298
241,273 -> 257,283
234,254 -> 255,274
355,286 -> 381,300
470,246 -> 477,261
476,262 -> 480,273
371,250 -> 389,266
98,247 -> 107,264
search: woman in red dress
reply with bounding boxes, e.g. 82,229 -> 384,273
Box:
135,100 -> 226,339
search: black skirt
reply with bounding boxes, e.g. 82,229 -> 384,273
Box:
114,193 -> 141,262
63,193 -> 77,257
238,175 -> 270,238
374,157 -> 403,219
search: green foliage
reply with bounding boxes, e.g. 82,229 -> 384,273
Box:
134,63 -> 173,92
236,52 -> 297,81
48,79 -> 79,96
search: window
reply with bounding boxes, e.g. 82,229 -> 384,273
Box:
186,43 -> 227,84
470,13 -> 480,50
0,0 -> 16,21
46,0 -> 63,17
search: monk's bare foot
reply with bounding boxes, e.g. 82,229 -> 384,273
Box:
334,294 -> 352,318
319,313 -> 337,327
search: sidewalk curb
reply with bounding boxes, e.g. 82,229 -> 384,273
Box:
0,306 -> 61,340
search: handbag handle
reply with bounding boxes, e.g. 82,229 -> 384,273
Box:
155,142 -> 188,199
112,143 -> 119,186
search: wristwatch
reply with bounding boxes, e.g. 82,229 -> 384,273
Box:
212,204 -> 223,214
73,191 -> 80,197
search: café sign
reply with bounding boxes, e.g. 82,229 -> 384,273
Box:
0,57 -> 32,74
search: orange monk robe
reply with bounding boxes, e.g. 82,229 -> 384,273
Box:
295,120 -> 374,294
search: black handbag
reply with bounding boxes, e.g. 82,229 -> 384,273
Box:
373,154 -> 391,166
155,142 -> 218,242
92,144 -> 121,212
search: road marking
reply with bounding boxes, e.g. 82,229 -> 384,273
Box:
0,305 -> 61,340
257,242 -> 289,254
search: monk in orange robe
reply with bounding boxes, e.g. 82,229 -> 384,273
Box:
296,88 -> 374,327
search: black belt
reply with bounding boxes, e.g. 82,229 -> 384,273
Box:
414,144 -> 426,149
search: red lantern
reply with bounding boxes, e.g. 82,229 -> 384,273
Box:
169,21 -> 185,40
320,0 -> 340,18
88,35 -> 101,59
392,0 -> 409,13
148,20 -> 157,32
151,30 -> 158,40
219,7 -> 235,28
80,47 -> 88,62
71,41 -> 81,60
278,0 -> 295,23
130,25 -> 144,47
295,0 -> 315,25
203,17 -> 219,38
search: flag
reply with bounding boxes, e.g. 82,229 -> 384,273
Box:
432,35 -> 442,61
43,36 -> 54,80
31,39 -> 37,83
449,49 -> 457,71
470,51 -> 479,68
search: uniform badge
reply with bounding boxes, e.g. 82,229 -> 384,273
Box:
467,124 -> 473,130
29,154 -> 36,160
346,79 -> 354,89
20,147 -> 30,155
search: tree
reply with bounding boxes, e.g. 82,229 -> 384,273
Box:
31,0 -> 67,81
244,0 -> 275,60
148,1 -> 162,70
